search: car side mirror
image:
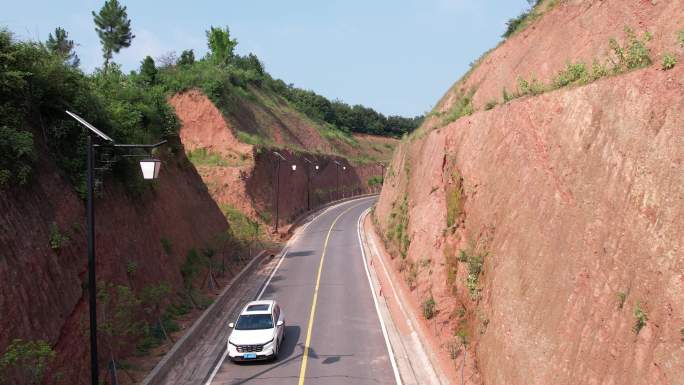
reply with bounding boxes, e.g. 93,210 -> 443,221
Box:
276,320 -> 284,327
228,322 -> 234,328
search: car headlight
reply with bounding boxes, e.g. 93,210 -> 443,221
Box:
228,340 -> 238,347
262,338 -> 274,345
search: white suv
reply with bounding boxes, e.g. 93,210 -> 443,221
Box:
227,300 -> 285,361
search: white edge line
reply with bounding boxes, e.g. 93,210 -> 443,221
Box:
357,207 -> 403,385
205,197 -> 372,385
257,247 -> 289,300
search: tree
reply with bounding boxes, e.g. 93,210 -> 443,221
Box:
177,49 -> 195,66
140,283 -> 174,343
45,27 -> 79,67
92,0 -> 134,72
206,26 -> 237,66
139,55 -> 157,84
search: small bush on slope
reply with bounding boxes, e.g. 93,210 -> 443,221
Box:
662,53 -> 677,70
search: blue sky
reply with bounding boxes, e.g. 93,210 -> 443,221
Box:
2,0 -> 530,116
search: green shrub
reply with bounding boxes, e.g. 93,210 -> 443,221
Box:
608,27 -> 652,73
517,76 -> 546,96
590,60 -> 609,81
367,176 -> 383,186
678,30 -> 684,47
551,62 -> 590,89
0,339 -> 54,385
126,261 -> 138,276
662,53 -> 677,70
459,248 -> 485,299
48,222 -> 69,250
0,126 -> 35,187
633,302 -> 648,334
422,296 -> 436,319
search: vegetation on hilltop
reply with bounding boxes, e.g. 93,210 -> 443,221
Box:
1,4 -> 419,190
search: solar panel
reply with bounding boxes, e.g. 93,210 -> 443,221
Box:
65,110 -> 113,142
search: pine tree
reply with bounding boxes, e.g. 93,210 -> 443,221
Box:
139,55 -> 157,84
92,0 -> 134,72
46,27 -> 80,67
178,49 -> 195,66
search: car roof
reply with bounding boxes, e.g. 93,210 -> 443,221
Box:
241,300 -> 276,315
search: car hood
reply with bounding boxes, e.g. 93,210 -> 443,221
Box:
229,328 -> 275,345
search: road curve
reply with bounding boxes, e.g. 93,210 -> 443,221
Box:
208,196 -> 396,385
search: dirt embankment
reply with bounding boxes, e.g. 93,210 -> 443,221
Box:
373,1 -> 684,383
427,0 -> 684,127
374,63 -> 683,384
169,90 -> 386,232
0,132 -> 239,384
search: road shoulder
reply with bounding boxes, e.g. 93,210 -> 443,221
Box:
358,209 -> 449,385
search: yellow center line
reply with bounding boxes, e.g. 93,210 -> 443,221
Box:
297,201 -> 366,385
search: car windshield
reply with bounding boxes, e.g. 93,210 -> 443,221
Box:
235,314 -> 273,330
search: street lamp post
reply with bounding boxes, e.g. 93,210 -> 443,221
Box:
272,151 -> 285,233
333,160 -> 343,200
302,157 -> 317,211
378,163 -> 386,193
272,151 -> 296,233
66,111 -> 166,385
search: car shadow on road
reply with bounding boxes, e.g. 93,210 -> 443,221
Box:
286,250 -> 315,258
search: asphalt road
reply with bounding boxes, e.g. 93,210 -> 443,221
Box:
208,197 -> 396,385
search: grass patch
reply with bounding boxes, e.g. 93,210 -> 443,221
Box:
236,130 -> 268,146
187,147 -> 229,167
442,88 -> 476,126
220,204 -> 262,242
386,194 -> 410,258
445,170 -> 464,230
500,27 -> 652,104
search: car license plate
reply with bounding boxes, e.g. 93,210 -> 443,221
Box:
244,353 -> 257,359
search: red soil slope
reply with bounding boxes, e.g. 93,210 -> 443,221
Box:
374,1 -> 684,383
0,135 -> 234,384
376,64 -> 683,385
430,0 -> 684,121
169,90 -> 386,232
